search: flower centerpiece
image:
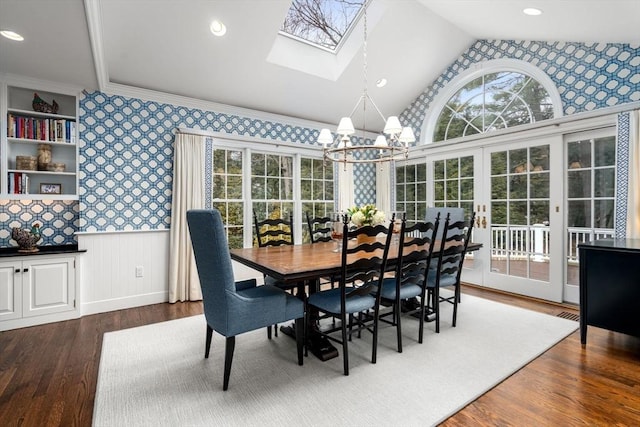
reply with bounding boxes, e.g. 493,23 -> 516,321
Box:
346,204 -> 386,227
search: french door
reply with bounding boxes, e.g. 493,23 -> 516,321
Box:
483,136 -> 564,302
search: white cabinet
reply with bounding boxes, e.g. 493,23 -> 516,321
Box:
0,254 -> 79,331
1,78 -> 80,199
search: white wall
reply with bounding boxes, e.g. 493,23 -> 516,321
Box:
77,230 -> 264,315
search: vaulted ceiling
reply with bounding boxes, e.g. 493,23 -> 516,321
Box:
1,0 -> 639,132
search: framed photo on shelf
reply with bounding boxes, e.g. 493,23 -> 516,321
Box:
40,183 -> 62,194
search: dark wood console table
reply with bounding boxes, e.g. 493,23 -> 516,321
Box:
578,238 -> 640,344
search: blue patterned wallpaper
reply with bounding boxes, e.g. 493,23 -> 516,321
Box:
2,40 -> 638,243
0,200 -> 78,247
615,112 -> 630,238
401,40 -> 640,140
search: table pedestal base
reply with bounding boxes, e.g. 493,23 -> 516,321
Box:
280,323 -> 339,361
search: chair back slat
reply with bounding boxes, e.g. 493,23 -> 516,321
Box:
306,212 -> 332,243
254,212 -> 293,247
395,212 -> 440,294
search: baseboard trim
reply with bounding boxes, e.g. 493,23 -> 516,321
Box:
81,292 -> 169,316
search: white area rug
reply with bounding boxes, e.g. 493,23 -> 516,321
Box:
93,294 -> 577,426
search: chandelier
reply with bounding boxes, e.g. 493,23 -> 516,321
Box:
317,0 -> 415,165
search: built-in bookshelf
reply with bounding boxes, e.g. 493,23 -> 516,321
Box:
1,79 -> 79,200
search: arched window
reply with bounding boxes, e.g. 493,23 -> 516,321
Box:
423,60 -> 562,143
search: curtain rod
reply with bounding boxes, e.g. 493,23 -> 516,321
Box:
175,126 -> 217,137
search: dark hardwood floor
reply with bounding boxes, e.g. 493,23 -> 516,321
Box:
1,285 -> 639,426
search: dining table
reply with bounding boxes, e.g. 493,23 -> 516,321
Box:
230,238 -> 482,361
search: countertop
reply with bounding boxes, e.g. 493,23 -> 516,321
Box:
0,244 -> 86,258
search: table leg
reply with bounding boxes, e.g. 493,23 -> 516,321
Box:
279,280 -> 338,361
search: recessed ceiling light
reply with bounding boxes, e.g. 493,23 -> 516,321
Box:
523,7 -> 543,16
210,20 -> 227,37
376,78 -> 387,88
1,30 -> 24,41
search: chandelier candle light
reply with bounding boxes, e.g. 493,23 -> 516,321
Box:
317,0 -> 415,167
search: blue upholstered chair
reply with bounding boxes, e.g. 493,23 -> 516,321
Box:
187,209 -> 304,391
426,211 -> 476,333
377,213 -> 440,352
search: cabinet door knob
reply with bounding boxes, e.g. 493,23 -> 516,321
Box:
15,269 -> 21,273
23,268 -> 29,273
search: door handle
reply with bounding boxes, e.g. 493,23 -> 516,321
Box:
476,216 -> 481,228
482,216 -> 487,229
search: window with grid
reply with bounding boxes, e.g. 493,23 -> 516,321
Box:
433,156 -> 475,216
301,157 -> 335,243
211,148 -> 244,249
395,162 -> 427,223
251,153 -> 294,245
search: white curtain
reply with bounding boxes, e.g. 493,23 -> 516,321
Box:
168,132 -> 205,302
627,110 -> 640,238
337,161 -> 354,211
376,162 -> 391,215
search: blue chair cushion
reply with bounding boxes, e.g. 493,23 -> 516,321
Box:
308,287 -> 375,315
379,277 -> 423,300
426,273 -> 457,288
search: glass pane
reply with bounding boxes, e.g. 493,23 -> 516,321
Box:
396,166 -> 405,183
594,200 -> 614,228
530,200 -> 549,225
282,178 -> 293,199
281,156 -> 293,178
301,158 -> 312,178
227,150 -> 242,174
568,200 -> 591,227
396,184 -> 405,201
227,176 -> 242,199
405,165 -> 416,182
251,177 -> 264,199
460,178 -> 473,200
567,170 -> 591,198
434,160 -> 445,180
509,201 -> 528,225
212,175 -> 225,199
266,178 -> 279,198
266,155 -> 280,176
530,145 -> 549,171
594,136 -> 615,167
491,151 -> 507,175
492,176 -> 507,199
313,159 -> 323,179
567,140 -> 591,169
446,179 -> 458,200
312,180 -> 323,200
446,158 -> 459,178
252,153 -> 265,175
510,149 -> 528,173
434,181 -> 444,201
228,202 -> 243,225
529,172 -> 549,199
301,179 -> 311,199
594,168 -> 615,197
326,180 -> 334,199
508,257 -> 528,278
416,163 -> 426,181
406,183 -> 416,201
416,182 -> 426,201
492,201 -> 507,224
460,156 -> 474,177
213,150 -> 225,172
510,175 -> 527,199
416,204 -> 426,222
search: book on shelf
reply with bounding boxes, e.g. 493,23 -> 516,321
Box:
7,172 -> 30,194
6,113 -> 75,143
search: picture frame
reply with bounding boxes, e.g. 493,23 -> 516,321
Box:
40,183 -> 62,194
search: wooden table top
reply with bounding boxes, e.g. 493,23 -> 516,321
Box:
230,240 -> 481,284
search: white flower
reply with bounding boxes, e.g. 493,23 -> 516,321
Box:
351,211 -> 366,227
372,210 -> 386,225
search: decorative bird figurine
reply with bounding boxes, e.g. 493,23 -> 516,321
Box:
32,92 -> 59,114
11,224 -> 42,253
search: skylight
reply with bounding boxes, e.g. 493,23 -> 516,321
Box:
280,0 -> 364,52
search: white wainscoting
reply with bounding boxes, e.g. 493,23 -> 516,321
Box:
77,230 -> 264,315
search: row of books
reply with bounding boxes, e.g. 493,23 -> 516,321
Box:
7,114 -> 76,143
8,172 -> 30,194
